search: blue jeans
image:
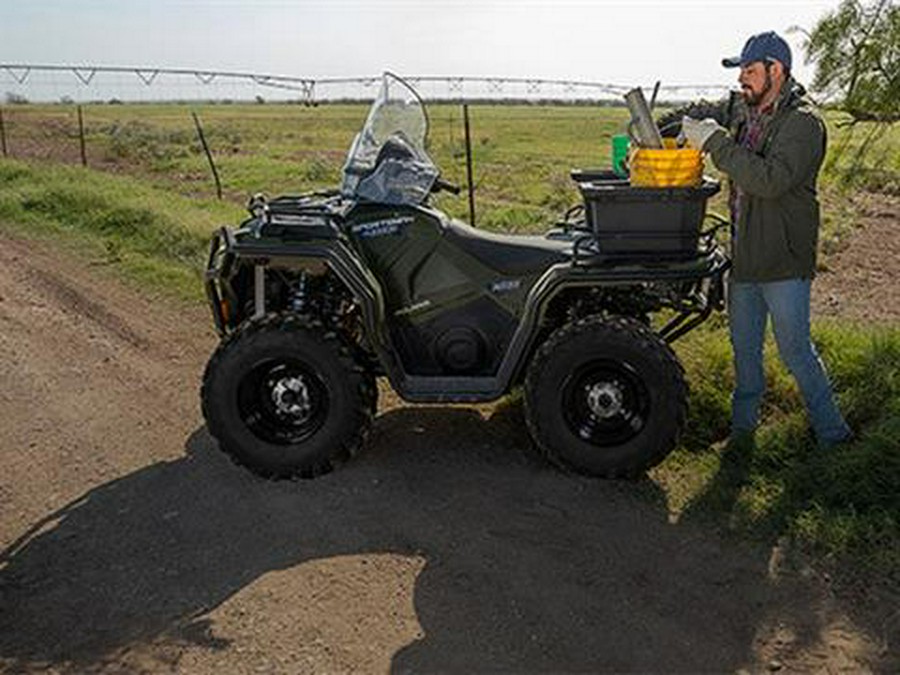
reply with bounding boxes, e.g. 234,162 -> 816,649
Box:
728,279 -> 851,445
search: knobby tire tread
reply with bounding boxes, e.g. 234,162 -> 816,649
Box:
524,315 -> 687,478
201,312 -> 374,480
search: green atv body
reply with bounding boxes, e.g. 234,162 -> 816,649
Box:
201,73 -> 729,480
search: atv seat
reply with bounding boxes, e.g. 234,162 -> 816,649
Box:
442,219 -> 571,277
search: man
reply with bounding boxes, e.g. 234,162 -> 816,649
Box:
677,31 -> 852,448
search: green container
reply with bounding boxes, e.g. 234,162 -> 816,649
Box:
611,134 -> 630,177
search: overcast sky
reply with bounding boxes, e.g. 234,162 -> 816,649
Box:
1,0 -> 842,96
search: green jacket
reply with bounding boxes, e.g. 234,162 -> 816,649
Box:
672,80 -> 827,282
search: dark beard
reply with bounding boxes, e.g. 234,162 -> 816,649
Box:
741,69 -> 773,107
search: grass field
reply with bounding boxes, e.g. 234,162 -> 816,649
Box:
0,101 -> 898,579
4,100 -> 898,226
1,102 -> 629,227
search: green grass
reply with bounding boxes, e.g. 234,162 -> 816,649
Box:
0,102 -> 627,227
657,323 -> 900,576
820,109 -> 900,194
0,159 -> 242,299
4,100 -> 897,236
1,103 -> 898,578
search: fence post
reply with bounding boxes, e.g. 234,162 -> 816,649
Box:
191,111 -> 223,200
463,103 -> 476,227
0,108 -> 8,158
77,105 -> 87,167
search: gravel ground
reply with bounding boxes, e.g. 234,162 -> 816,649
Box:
812,193 -> 900,324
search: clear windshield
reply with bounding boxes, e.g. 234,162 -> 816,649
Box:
341,73 -> 438,206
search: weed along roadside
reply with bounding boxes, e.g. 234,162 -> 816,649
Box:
0,95 -> 898,672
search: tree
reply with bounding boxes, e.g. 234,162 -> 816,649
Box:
4,92 -> 29,104
799,0 -> 899,183
803,0 -> 900,124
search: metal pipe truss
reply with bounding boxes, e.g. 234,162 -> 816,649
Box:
1,64 -> 728,103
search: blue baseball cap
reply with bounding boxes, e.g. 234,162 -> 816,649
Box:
722,31 -> 792,70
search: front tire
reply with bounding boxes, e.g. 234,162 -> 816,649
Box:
201,314 -> 374,479
524,316 -> 687,478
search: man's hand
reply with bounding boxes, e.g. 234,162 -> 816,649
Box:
680,116 -> 724,151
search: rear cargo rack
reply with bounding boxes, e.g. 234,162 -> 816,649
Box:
568,169 -> 722,262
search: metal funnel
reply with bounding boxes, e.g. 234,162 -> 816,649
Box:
624,87 -> 663,149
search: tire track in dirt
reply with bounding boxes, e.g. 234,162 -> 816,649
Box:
21,264 -> 150,349
0,237 -> 214,537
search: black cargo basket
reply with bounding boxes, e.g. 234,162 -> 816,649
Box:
573,171 -> 721,260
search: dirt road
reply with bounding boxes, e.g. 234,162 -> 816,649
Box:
0,230 -> 894,674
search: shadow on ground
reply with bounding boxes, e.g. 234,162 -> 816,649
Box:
0,404 -> 858,673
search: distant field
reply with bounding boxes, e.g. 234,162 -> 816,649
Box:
3,101 -> 896,232
0,100 -> 898,260
0,102 -> 627,228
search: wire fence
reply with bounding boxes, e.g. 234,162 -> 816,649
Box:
0,65 -> 694,211
0,100 -> 639,213
1,65 -> 898,209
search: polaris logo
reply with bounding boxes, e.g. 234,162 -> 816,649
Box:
490,279 -> 522,294
351,216 -> 413,239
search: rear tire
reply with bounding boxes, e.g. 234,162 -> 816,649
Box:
524,315 -> 686,478
201,314 -> 374,479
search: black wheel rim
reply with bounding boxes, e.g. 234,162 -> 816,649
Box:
561,359 -> 651,447
237,358 -> 329,445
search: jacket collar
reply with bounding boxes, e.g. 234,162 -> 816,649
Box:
775,77 -> 805,112
732,77 -> 805,127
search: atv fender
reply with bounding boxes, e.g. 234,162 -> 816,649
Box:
205,226 -> 399,369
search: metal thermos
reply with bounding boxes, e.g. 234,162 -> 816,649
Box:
624,87 -> 663,149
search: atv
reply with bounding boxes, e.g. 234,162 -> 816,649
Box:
201,72 -> 729,480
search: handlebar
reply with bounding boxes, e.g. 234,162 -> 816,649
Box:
432,177 -> 461,195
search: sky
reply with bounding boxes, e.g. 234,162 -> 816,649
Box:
0,0 -> 844,100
